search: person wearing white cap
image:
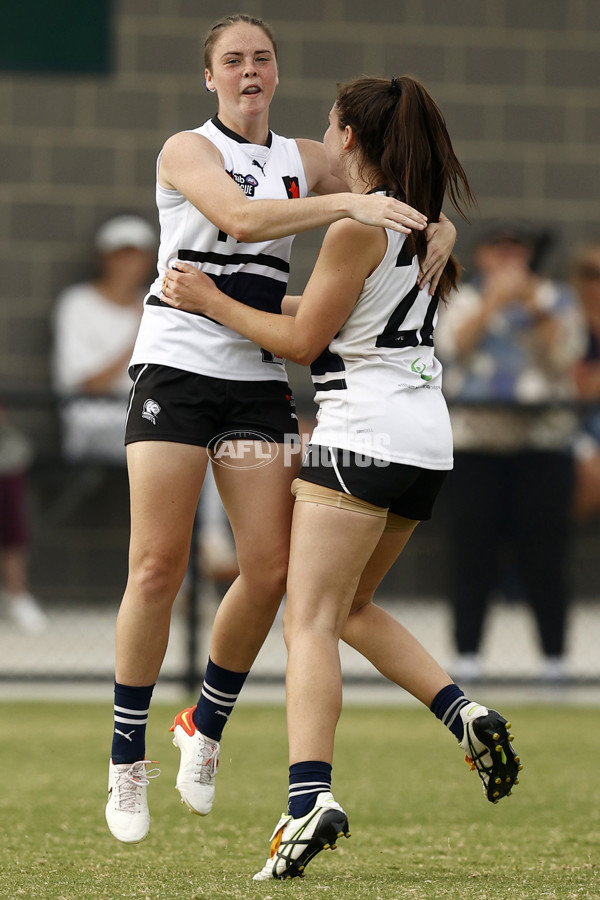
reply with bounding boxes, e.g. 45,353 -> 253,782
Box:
52,214 -> 157,463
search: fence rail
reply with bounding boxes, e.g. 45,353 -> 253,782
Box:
1,391 -> 599,687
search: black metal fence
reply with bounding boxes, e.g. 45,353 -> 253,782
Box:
1,391 -> 599,688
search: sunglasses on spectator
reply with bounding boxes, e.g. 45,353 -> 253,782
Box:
577,263 -> 600,281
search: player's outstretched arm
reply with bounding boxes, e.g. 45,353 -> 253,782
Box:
159,131 -> 428,243
162,219 -> 383,365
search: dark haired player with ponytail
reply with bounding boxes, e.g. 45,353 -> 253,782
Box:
105,13 -> 462,847
163,74 -> 522,880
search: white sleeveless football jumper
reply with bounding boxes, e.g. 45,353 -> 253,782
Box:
130,116 -> 309,382
309,214 -> 453,471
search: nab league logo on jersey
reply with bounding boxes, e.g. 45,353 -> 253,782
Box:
228,169 -> 259,196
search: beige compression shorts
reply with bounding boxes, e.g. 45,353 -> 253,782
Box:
291,478 -> 417,533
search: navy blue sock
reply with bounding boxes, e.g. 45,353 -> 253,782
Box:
193,657 -> 248,742
430,684 -> 469,742
288,761 -> 332,819
111,681 -> 155,764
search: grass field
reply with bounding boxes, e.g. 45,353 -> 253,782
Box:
1,699 -> 599,900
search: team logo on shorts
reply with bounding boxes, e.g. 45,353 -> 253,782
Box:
142,398 -> 161,425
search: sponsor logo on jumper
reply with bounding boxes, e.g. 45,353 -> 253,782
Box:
227,170 -> 259,196
411,357 -> 433,381
282,176 -> 300,199
252,159 -> 267,175
142,399 -> 161,424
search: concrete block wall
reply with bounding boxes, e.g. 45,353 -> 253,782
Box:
1,0 -> 599,395
1,0 -> 599,609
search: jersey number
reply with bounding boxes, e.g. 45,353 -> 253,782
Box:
375,238 -> 440,352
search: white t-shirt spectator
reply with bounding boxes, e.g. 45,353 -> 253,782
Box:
52,283 -> 143,463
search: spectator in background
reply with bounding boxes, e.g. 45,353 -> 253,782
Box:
52,214 -> 157,464
51,213 -> 237,583
0,410 -> 47,634
436,220 -> 585,682
571,241 -> 600,524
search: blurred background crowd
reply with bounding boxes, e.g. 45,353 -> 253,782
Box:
1,0 -> 599,686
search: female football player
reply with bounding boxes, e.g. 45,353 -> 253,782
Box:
105,14 -> 458,845
163,73 -> 521,880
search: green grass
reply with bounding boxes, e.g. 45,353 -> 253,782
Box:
1,700 -> 599,899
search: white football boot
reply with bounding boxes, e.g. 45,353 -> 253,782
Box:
105,759 -> 160,843
170,706 -> 220,815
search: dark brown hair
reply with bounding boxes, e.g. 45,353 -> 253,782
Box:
203,14 -> 278,70
335,75 -> 475,299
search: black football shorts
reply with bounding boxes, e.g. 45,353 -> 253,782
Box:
298,444 -> 448,520
125,363 -> 299,448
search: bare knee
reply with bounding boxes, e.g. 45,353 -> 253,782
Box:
267,557 -> 289,599
283,612 -> 320,650
238,552 -> 288,602
127,549 -> 187,609
282,596 -> 345,650
349,588 -> 375,617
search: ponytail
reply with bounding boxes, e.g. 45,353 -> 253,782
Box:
335,76 -> 475,299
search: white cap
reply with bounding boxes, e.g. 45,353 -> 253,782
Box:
95,215 -> 157,254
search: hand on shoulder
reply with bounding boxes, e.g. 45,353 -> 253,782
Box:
322,216 -> 388,278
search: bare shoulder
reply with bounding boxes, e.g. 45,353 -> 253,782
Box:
322,219 -> 387,268
295,139 -> 349,194
159,131 -> 224,189
161,130 -> 221,163
327,217 -> 383,243
323,218 -> 387,270
295,138 -> 327,188
295,138 -> 326,164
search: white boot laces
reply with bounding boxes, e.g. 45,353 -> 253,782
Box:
195,738 -> 219,785
114,760 -> 161,812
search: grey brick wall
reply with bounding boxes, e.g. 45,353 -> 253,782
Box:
1,0 -> 599,618
1,0 -> 599,393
